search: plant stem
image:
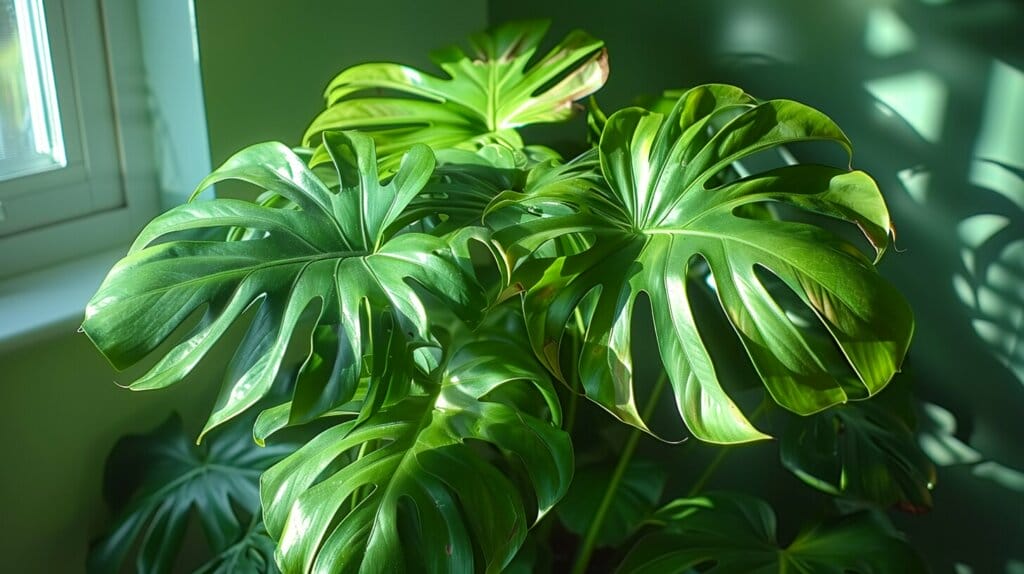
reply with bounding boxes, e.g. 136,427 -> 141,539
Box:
686,444 -> 731,497
350,440 -> 373,512
571,371 -> 668,574
686,400 -> 770,497
565,309 -> 587,434
565,386 -> 580,435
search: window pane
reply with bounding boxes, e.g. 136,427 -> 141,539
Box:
0,0 -> 64,182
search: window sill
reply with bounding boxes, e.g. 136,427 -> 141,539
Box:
0,246 -> 124,353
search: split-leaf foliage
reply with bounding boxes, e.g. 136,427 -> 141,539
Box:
85,19 -> 929,574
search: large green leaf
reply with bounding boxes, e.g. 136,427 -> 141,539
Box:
495,84 -> 913,444
615,492 -> 926,573
88,415 -> 293,574
777,377 -> 936,512
304,20 -> 607,168
82,131 -> 485,438
259,324 -> 573,574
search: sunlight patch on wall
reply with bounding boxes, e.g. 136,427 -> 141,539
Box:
954,214 -> 1024,384
972,161 -> 1024,212
918,402 -> 982,466
973,461 -> 1024,492
956,61 -> 1024,385
897,166 -> 931,203
865,7 -> 916,58
958,214 -> 1010,254
716,5 -> 795,61
864,70 -> 948,143
971,61 -> 1024,210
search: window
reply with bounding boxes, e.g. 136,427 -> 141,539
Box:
0,0 -> 210,346
0,0 -> 165,278
0,0 -> 65,182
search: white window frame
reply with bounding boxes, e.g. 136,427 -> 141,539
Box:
0,0 -> 210,279
0,0 -> 126,237
0,0 -> 211,348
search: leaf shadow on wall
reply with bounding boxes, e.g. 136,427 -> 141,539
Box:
487,0 -> 1024,571
701,3 -> 1024,573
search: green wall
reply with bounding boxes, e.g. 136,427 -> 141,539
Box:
197,0 -> 489,198
487,0 -> 1024,571
0,332 -> 219,572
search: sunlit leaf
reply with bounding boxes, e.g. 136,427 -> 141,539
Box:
260,320 -> 573,573
305,20 -> 607,169
495,84 -> 913,444
82,132 -> 485,438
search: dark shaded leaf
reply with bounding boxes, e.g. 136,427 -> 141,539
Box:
616,492 -> 926,573
778,379 -> 937,512
88,415 -> 293,574
194,517 -> 278,574
557,459 -> 667,547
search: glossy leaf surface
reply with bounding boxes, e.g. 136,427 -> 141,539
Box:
81,132 -> 484,438
496,84 -> 913,444
260,326 -> 573,574
616,492 -> 925,573
305,20 -> 607,167
88,415 -> 293,574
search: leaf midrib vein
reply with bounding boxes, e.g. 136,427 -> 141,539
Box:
124,249 -> 369,301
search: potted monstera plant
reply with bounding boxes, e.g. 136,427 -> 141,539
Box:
83,20 -> 932,574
